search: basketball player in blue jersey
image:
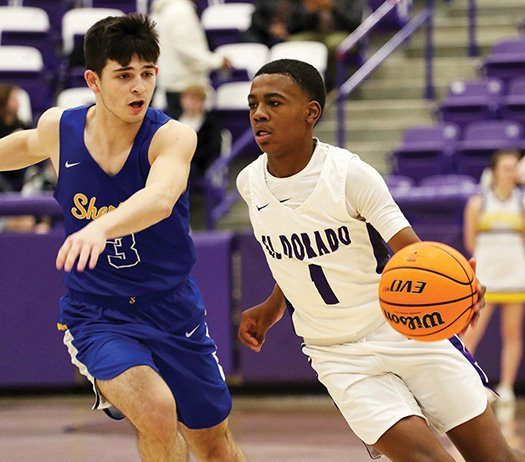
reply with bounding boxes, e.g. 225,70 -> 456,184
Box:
237,59 -> 525,461
0,14 -> 245,462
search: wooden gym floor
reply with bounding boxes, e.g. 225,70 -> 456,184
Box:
0,393 -> 523,461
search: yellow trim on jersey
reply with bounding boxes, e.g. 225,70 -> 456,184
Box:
57,323 -> 69,331
485,292 -> 525,303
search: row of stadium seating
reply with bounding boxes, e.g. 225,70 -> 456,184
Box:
388,34 -> 525,184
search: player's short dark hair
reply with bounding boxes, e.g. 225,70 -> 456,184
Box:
254,59 -> 326,114
84,13 -> 159,76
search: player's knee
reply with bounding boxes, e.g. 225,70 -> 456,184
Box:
193,427 -> 236,461
135,394 -> 177,438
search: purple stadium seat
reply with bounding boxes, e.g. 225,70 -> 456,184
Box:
92,0 -> 137,14
384,174 -> 416,191
22,0 -> 74,35
418,174 -> 477,188
456,120 -> 523,180
200,3 -> 255,49
483,37 -> 525,84
0,46 -> 54,118
499,76 -> 525,127
214,81 -> 251,140
210,42 -> 269,88
393,188 -> 472,255
0,6 -> 58,71
389,123 -> 460,183
438,78 -> 504,130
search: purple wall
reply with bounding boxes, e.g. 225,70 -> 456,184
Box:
0,230 -> 236,387
237,231 -> 318,384
191,231 -> 234,375
0,231 -> 72,387
0,210 -> 523,389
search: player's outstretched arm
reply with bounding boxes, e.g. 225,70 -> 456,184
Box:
238,283 -> 287,352
56,121 -> 197,273
0,107 -> 61,172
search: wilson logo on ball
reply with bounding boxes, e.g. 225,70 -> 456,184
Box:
382,310 -> 445,330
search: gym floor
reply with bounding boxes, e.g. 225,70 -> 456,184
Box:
0,393 -> 523,461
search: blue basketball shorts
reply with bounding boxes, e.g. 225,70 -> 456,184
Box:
57,277 -> 232,429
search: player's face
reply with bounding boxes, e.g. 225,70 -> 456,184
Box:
91,55 -> 158,123
248,73 -> 319,157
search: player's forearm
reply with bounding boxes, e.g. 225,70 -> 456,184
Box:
265,283 -> 287,320
0,129 -> 48,171
88,184 -> 183,240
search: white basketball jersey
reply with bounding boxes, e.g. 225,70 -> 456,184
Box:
239,141 -> 411,345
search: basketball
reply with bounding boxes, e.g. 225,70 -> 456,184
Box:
378,241 -> 478,341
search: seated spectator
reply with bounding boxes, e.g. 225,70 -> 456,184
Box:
0,84 -> 29,192
243,0 -> 310,48
151,0 -> 232,119
289,0 -> 365,89
244,0 -> 364,89
178,84 -> 222,180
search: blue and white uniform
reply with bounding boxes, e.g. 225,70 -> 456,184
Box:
54,106 -> 231,429
237,140 -> 493,450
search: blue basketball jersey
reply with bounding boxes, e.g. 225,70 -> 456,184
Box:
54,106 -> 196,296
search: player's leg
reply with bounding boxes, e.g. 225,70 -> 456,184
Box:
447,404 -> 525,461
461,302 -> 496,354
372,415 -> 455,462
499,303 -> 524,393
97,365 -> 189,462
303,339 -> 459,462
180,419 -> 247,462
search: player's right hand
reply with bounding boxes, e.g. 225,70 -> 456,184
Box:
238,306 -> 268,353
56,223 -> 107,272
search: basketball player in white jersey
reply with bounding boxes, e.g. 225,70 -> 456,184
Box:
237,59 -> 525,461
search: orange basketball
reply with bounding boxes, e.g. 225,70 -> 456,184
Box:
378,241 -> 478,341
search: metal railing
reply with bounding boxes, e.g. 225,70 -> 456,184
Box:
202,0 -> 478,229
335,0 -> 436,147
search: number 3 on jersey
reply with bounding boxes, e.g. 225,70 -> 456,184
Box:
106,234 -> 141,268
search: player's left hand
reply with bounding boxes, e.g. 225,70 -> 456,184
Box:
56,223 -> 107,272
462,258 -> 486,334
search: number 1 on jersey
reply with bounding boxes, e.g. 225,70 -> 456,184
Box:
308,264 -> 339,305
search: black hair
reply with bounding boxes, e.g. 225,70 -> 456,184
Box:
84,14 -> 159,76
254,59 -> 326,114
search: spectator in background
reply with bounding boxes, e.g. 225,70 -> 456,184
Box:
151,0 -> 232,119
462,149 -> 525,406
289,0 -> 365,89
243,0 -> 364,89
179,84 -> 222,180
242,0 -> 310,48
0,84 -> 29,192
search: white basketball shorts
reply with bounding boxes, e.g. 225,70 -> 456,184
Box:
302,321 -> 494,445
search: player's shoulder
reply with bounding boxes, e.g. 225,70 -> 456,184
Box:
36,107 -> 64,145
236,156 -> 260,191
37,107 -> 64,129
320,140 -> 362,165
153,118 -> 197,146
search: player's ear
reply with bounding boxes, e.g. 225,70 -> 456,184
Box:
306,101 -> 322,125
84,70 -> 100,93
